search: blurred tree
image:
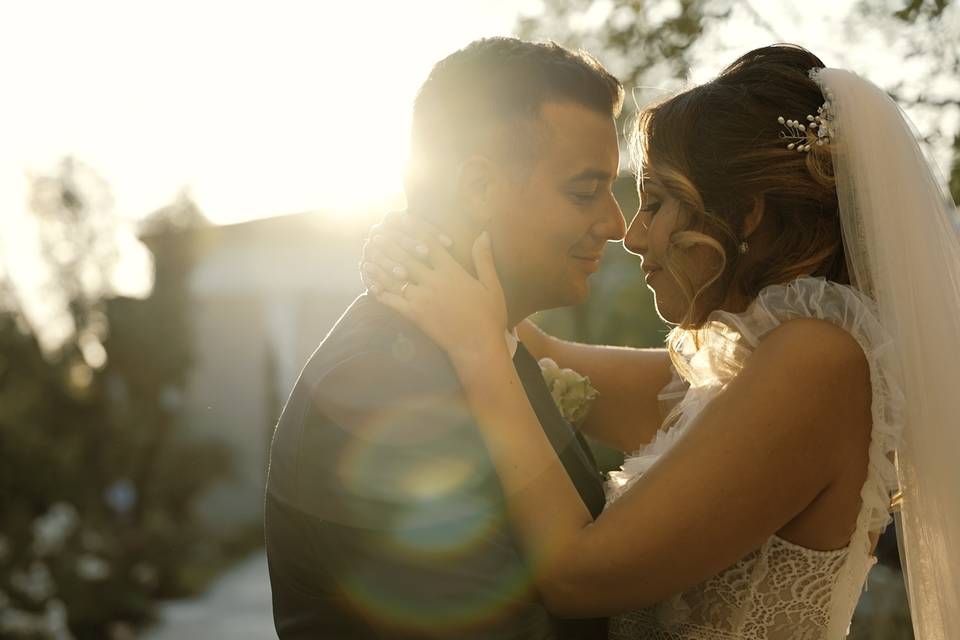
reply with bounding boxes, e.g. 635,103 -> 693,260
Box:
0,165 -> 232,638
853,0 -> 960,201
24,156 -> 127,358
518,0 -> 733,89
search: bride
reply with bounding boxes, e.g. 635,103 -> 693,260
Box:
362,45 -> 960,639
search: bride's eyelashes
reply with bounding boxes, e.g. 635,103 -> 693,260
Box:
640,200 -> 661,215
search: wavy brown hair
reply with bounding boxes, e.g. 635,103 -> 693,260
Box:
631,44 -> 848,367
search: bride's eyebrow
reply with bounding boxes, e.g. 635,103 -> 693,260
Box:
638,177 -> 665,193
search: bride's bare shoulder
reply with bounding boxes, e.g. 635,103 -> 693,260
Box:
752,317 -> 868,376
745,316 -> 872,439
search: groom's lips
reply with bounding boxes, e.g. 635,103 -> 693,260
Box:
572,253 -> 604,273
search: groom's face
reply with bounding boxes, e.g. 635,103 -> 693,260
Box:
486,101 -> 625,312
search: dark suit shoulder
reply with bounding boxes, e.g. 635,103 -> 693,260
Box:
304,294 -> 459,395
268,295 -> 485,523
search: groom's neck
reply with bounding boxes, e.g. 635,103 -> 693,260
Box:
501,281 -> 538,331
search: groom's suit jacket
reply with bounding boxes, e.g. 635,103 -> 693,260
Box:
265,294 -> 607,639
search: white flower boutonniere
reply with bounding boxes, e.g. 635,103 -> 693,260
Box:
538,357 -> 599,426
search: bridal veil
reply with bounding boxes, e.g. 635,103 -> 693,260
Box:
812,68 -> 960,639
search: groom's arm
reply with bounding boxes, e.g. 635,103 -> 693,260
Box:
295,345 -> 550,639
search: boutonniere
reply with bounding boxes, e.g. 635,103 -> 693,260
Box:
538,357 -> 599,426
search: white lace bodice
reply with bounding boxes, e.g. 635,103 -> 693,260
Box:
606,276 -> 905,640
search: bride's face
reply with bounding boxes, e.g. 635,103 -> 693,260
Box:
623,172 -> 725,325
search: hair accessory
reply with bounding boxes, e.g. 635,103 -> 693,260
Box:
777,89 -> 836,152
738,240 -> 749,255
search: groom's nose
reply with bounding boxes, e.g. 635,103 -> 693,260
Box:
595,197 -> 626,242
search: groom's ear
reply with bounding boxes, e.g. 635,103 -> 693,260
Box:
456,155 -> 501,226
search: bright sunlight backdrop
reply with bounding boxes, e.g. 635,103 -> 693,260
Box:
1,0 -> 953,325
0,1 -> 537,228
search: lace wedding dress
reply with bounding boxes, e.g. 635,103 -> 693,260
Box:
605,275 -> 905,640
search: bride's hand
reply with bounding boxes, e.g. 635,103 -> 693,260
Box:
366,231 -> 509,366
359,211 -> 452,295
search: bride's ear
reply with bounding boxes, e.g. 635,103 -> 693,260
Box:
456,155 -> 500,226
743,195 -> 766,239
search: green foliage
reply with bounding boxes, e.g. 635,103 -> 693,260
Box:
891,0 -> 952,20
0,163 -> 235,639
518,0 -> 731,88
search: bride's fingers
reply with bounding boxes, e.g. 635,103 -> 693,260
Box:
360,233 -> 424,280
417,229 -> 466,273
369,237 -> 434,284
374,288 -> 416,320
364,243 -> 412,281
361,261 -> 405,294
394,212 -> 454,248
366,211 -> 451,262
370,230 -> 431,262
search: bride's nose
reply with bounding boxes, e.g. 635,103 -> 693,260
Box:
623,209 -> 649,256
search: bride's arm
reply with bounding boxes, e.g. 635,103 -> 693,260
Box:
518,320 -> 673,452
450,317 -> 869,616
375,234 -> 871,617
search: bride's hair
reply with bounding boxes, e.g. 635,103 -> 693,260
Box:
632,44 -> 847,337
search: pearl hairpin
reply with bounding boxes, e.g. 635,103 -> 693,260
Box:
777,90 -> 836,153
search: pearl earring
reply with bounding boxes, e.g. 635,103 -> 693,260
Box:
738,241 -> 749,255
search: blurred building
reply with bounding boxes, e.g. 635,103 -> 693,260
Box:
145,212 -> 366,531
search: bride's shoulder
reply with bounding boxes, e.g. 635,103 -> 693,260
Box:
706,275 -> 886,355
734,316 -> 873,444
750,316 -> 869,377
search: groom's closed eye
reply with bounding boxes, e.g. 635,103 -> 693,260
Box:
565,170 -> 615,204
569,186 -> 600,203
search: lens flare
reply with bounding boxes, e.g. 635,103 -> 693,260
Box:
328,395 -> 538,632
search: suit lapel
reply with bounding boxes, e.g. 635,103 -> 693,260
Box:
512,342 -> 606,519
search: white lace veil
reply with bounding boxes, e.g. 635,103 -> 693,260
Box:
811,68 -> 960,639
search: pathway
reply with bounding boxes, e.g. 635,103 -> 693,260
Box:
142,551 -> 276,639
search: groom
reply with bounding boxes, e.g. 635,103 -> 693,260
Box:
265,37 -> 625,639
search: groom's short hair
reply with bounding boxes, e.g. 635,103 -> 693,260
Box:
406,37 -> 623,203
